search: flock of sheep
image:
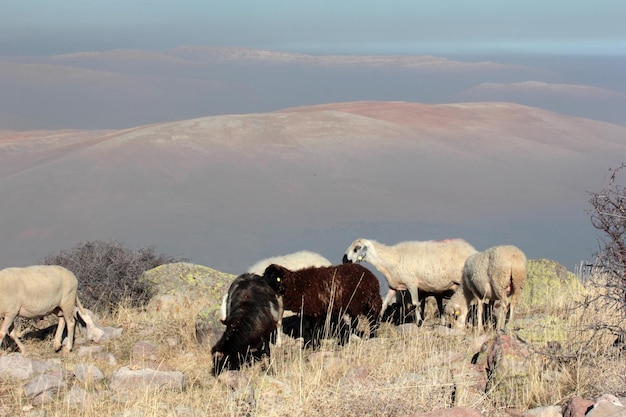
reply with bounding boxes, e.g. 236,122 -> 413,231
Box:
0,237 -> 527,377
212,238 -> 527,375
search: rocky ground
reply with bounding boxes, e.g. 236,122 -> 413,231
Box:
0,261 -> 624,417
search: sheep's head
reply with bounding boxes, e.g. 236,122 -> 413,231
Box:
343,238 -> 369,264
444,297 -> 468,330
212,350 -> 238,376
262,264 -> 286,294
444,302 -> 460,328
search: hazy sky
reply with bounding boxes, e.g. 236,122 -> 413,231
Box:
2,0 -> 625,56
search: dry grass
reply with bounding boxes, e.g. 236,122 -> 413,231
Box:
0,276 -> 624,417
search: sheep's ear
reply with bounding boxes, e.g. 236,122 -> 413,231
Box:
263,264 -> 279,277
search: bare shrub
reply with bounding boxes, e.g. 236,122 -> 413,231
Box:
586,163 -> 626,342
43,239 -> 188,314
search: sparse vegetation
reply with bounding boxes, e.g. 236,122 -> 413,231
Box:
42,239 -> 188,314
0,257 -> 624,416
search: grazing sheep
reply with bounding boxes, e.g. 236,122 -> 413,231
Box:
246,250 -> 332,276
343,238 -> 477,324
220,250 -> 333,345
263,263 -> 381,349
0,265 -> 103,353
445,245 -> 527,331
211,273 -> 281,375
382,289 -> 456,325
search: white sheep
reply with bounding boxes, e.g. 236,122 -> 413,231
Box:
220,250 -> 333,345
445,245 -> 527,331
246,250 -> 333,276
0,265 -> 104,353
343,238 -> 477,323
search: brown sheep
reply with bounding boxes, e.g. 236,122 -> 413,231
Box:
262,263 -> 381,349
220,250 -> 333,346
445,245 -> 527,331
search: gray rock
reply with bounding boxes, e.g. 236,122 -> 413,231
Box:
521,405 -> 562,417
399,406 -> 482,417
0,353 -> 60,381
24,373 -> 66,403
132,340 -> 159,362
77,345 -> 104,357
109,366 -> 185,392
73,363 -> 105,384
64,385 -> 97,409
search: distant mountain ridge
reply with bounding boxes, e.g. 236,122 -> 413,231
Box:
2,46 -> 624,130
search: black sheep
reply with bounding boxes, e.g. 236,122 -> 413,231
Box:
211,273 -> 281,375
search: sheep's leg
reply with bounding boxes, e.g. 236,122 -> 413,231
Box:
8,326 -> 27,353
311,318 -> 324,350
261,336 -> 271,360
275,297 -> 284,347
0,314 -> 15,346
436,295 -> 447,326
338,315 -> 352,346
2,315 -> 26,353
418,297 -> 427,325
407,287 -> 422,325
485,301 -> 495,328
506,293 -> 518,328
496,300 -> 510,330
476,301 -> 484,330
366,309 -> 380,338
53,315 -> 66,352
301,315 -> 321,350
64,313 -> 77,352
507,301 -> 513,325
380,289 -> 397,318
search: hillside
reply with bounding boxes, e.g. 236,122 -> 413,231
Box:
0,101 -> 624,273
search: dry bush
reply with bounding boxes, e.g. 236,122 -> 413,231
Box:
586,163 -> 626,341
42,240 -> 188,314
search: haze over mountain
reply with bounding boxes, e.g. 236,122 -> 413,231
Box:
1,100 -> 624,274
1,48 -> 625,130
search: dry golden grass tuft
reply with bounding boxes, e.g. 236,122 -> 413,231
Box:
0,270 -> 624,417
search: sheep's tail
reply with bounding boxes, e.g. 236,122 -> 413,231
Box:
75,295 -> 87,317
506,259 -> 527,323
509,261 -> 526,298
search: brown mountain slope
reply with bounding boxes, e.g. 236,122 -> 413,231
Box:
0,101 -> 624,273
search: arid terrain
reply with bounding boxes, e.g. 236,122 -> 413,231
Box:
0,100 -> 625,275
